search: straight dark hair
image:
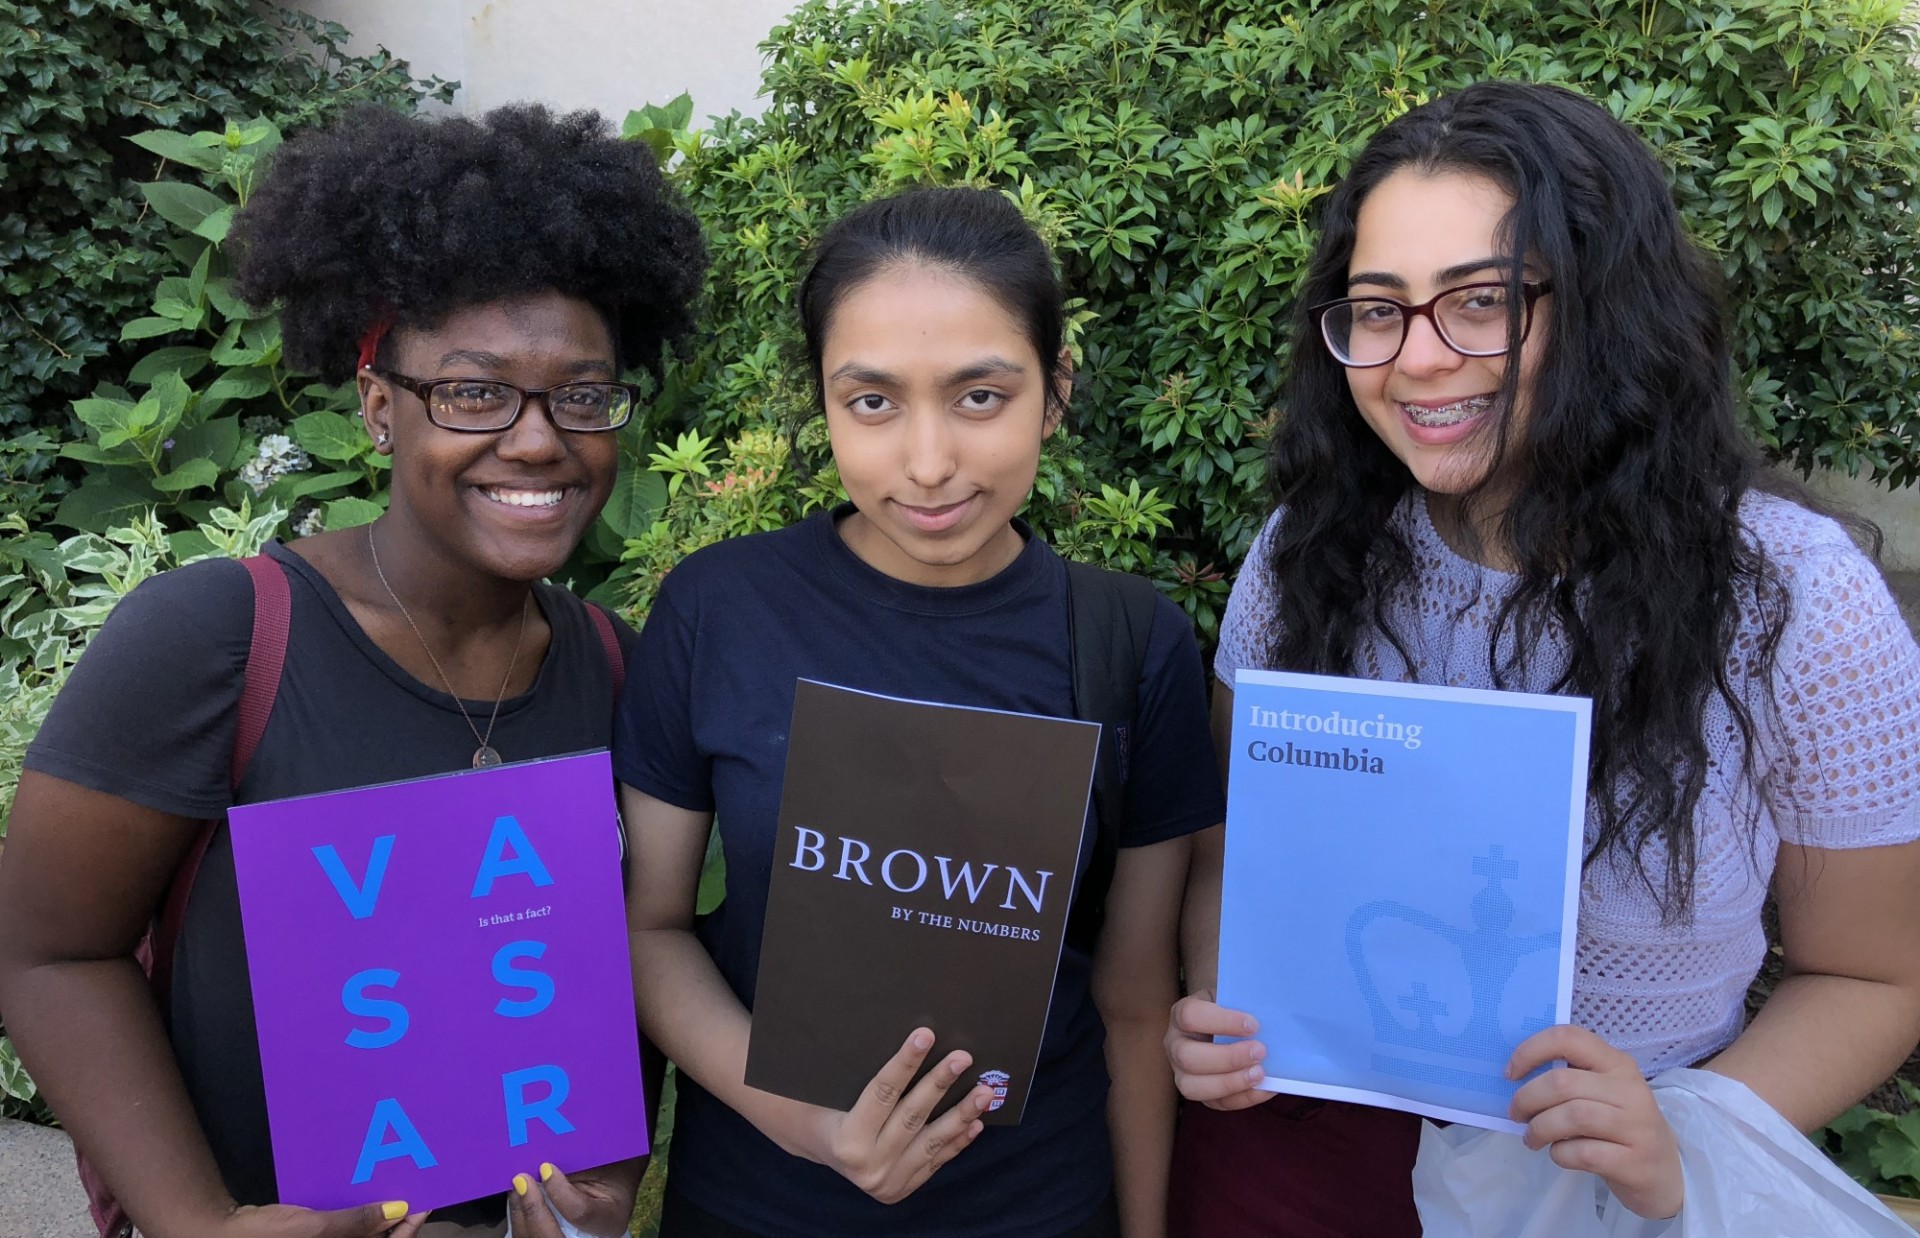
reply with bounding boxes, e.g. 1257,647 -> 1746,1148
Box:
796,186 -> 1070,416
1264,81 -> 1857,917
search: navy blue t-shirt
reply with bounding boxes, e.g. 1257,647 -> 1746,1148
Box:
614,508 -> 1223,1238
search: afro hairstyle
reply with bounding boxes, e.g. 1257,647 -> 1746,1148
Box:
230,103 -> 707,385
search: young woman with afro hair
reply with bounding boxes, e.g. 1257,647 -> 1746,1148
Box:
0,103 -> 706,1238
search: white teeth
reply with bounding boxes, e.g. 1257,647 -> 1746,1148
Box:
1401,394 -> 1495,428
483,488 -> 565,508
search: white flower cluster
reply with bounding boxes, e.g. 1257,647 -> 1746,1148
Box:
292,506 -> 326,538
238,434 -> 312,495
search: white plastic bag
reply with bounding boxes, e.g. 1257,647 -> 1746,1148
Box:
1414,1067 -> 1913,1238
501,1188 -> 597,1238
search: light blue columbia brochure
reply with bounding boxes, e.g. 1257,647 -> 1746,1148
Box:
1217,669 -> 1590,1132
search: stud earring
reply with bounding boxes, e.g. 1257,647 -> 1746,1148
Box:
376,432 -> 390,447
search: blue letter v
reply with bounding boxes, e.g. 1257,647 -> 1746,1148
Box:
312,835 -> 396,920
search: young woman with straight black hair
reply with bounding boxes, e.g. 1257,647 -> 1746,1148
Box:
1167,80 -> 1920,1235
617,186 -> 1223,1237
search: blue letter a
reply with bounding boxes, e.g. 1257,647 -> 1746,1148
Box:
350,1097 -> 437,1184
471,816 -> 553,898
313,835 -> 395,920
502,1065 -> 575,1148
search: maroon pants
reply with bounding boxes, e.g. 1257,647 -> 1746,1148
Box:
1168,1097 -> 1423,1238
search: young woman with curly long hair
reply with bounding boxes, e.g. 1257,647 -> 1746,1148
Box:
1166,80 -> 1920,1236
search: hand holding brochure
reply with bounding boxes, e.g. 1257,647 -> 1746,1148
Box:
745,680 -> 1100,1125
1217,670 -> 1590,1132
228,751 -> 646,1212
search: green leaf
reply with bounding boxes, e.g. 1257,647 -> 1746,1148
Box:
139,181 -> 228,235
194,204 -> 236,244
0,1038 -> 37,1103
290,410 -> 369,462
73,398 -> 134,435
58,442 -> 143,467
151,458 -> 220,494
204,279 -> 255,324
121,317 -> 180,342
128,129 -> 227,172
323,496 -> 385,530
129,347 -> 213,386
204,370 -> 274,404
272,470 -> 361,500
1869,1123 -> 1920,1186
53,479 -> 156,533
601,458 -> 668,538
170,417 -> 242,470
147,371 -> 195,439
168,529 -> 218,563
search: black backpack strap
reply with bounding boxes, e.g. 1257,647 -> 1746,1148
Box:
1062,560 -> 1159,954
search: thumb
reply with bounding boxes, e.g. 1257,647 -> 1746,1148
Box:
534,1163 -> 596,1221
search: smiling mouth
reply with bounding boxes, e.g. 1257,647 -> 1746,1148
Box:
479,486 -> 569,509
1399,394 -> 1495,429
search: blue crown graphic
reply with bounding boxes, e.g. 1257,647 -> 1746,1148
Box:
1344,845 -> 1560,1093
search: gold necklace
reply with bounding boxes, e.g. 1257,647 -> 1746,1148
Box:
367,524 -> 530,769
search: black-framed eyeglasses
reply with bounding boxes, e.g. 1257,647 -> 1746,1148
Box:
1310,280 -> 1553,369
373,370 -> 637,433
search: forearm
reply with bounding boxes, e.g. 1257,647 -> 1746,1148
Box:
1103,1013 -> 1175,1238
628,927 -> 822,1158
1,957 -> 236,1238
1704,969 -> 1920,1131
1178,825 -> 1223,996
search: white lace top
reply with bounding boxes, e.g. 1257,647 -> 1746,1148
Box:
1215,491 -> 1920,1074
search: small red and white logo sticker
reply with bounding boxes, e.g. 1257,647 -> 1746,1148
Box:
978,1069 -> 1011,1112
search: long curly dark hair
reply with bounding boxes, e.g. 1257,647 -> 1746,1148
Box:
231,103 -> 708,383
1263,81 -> 1840,917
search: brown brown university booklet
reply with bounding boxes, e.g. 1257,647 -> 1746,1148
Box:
744,679 -> 1100,1124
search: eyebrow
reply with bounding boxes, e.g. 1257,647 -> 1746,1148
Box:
827,357 -> 1029,386
433,349 -> 614,376
1347,258 -> 1509,292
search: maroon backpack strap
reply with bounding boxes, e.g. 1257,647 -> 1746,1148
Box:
88,555 -> 293,1237
586,601 -> 626,704
147,554 -> 291,1006
231,555 -> 291,785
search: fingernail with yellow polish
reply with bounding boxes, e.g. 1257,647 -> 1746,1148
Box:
540,1162 -> 556,1182
513,1173 -> 531,1196
382,1201 -> 409,1220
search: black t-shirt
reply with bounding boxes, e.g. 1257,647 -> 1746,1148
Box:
25,540 -> 634,1223
614,509 -> 1224,1238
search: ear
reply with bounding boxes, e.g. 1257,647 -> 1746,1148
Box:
1044,345 -> 1075,437
359,370 -> 395,455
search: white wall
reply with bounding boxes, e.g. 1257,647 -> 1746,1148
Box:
296,0 -> 798,126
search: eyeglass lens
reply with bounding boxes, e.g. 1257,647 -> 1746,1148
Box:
429,381 -> 630,431
1321,284 -> 1517,366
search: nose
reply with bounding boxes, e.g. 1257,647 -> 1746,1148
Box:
902,408 -> 959,491
1394,310 -> 1465,379
495,392 -> 568,464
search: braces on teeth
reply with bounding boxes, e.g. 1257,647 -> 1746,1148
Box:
1403,394 -> 1494,428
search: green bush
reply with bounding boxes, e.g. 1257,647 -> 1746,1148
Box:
0,0 -> 452,499
40,117 -> 407,544
1822,1083 -> 1920,1200
645,0 -> 1920,638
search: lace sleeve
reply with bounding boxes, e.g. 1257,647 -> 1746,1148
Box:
1761,511 -> 1920,847
1214,509 -> 1283,687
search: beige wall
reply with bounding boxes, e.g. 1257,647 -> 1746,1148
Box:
1802,467 -> 1920,572
296,0 -> 798,126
